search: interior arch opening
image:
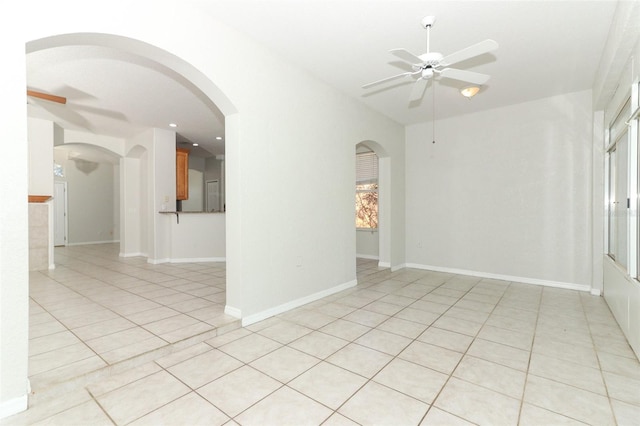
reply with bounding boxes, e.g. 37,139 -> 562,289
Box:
355,140 -> 391,279
53,143 -> 121,249
25,32 -> 240,395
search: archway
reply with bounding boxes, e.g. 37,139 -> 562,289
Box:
355,140 -> 391,269
53,143 -> 121,250
27,32 -> 238,261
20,32 -> 242,399
26,31 -> 239,262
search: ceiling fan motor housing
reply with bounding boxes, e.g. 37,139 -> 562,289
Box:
421,16 -> 436,28
419,52 -> 443,67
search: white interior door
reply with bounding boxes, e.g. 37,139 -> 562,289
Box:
206,180 -> 220,212
54,181 -> 67,246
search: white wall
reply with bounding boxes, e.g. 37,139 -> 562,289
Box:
182,156 -> 204,211
2,1 -> 405,414
406,90 -> 593,289
150,128 -> 176,263
168,213 -> 225,261
54,147 -> 119,245
114,163 -> 120,240
27,117 -> 55,196
0,20 -> 29,418
122,128 -> 176,262
205,157 -> 223,211
120,152 -> 143,256
356,229 -> 378,259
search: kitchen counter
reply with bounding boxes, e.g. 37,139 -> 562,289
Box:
159,210 -> 226,262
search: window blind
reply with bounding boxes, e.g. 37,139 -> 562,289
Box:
356,152 -> 378,183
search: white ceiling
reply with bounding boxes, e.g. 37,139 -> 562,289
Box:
26,0 -> 619,154
27,45 -> 225,157
205,0 -> 618,124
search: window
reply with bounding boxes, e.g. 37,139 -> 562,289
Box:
633,79 -> 640,278
356,151 -> 378,229
607,98 -> 630,269
605,79 -> 640,280
54,163 -> 64,177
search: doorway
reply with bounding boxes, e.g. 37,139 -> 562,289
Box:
355,140 -> 391,269
355,146 -> 379,260
206,179 -> 221,212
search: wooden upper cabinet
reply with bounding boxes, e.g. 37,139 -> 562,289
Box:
176,148 -> 189,200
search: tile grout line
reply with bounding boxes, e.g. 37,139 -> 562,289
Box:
86,387 -> 118,426
580,290 -> 618,424
29,247 -> 232,394
515,280 -> 543,425
416,275 -> 513,424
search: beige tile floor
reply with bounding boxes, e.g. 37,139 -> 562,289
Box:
4,248 -> 640,425
25,244 -> 239,393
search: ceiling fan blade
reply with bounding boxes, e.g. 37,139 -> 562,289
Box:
409,78 -> 430,102
362,70 -> 420,89
439,39 -> 498,67
439,68 -> 491,85
27,90 -> 67,104
389,48 -> 424,65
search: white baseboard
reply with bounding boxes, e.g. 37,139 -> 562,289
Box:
119,252 -> 146,258
224,305 -> 242,318
356,254 -> 379,260
67,240 -> 119,246
170,257 -> 226,263
146,257 -> 226,264
391,263 -> 407,272
378,261 -> 391,268
590,288 -> 602,296
405,263 -> 591,292
241,279 -> 357,327
0,394 -> 27,420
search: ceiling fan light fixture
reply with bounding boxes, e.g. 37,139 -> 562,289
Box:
361,16 -> 498,104
460,86 -> 480,98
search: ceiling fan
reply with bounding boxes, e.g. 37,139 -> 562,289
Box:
363,16 -> 498,102
27,89 -> 67,104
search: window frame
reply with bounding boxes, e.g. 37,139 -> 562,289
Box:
606,97 -> 632,271
632,79 -> 640,279
355,151 -> 379,230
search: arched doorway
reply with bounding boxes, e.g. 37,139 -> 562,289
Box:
26,33 -> 238,264
355,140 -> 391,271
22,32 -> 241,396
53,143 -> 122,249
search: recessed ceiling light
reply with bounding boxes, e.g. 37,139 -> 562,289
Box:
169,123 -> 178,128
216,136 -> 223,140
192,143 -> 199,146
